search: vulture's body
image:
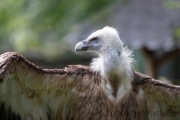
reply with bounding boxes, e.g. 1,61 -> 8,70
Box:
0,27 -> 180,120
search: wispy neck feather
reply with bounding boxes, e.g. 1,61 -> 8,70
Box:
90,46 -> 134,79
90,47 -> 134,99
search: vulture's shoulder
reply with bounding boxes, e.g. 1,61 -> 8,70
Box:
133,72 -> 180,89
132,71 -> 180,96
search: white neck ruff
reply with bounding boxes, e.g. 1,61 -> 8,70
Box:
90,47 -> 134,101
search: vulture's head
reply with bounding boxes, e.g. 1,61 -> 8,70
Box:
75,26 -> 123,56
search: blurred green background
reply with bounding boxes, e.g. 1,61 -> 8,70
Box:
0,0 -> 180,83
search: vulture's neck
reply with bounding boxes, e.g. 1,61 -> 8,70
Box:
90,48 -> 134,100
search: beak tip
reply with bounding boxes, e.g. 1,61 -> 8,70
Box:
75,41 -> 85,53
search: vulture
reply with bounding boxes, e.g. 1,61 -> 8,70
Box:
0,26 -> 180,120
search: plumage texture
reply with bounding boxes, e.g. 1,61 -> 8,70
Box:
0,27 -> 180,120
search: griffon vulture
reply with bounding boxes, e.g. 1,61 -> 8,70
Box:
0,27 -> 180,120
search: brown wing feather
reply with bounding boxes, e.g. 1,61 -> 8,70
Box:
133,72 -> 180,99
133,72 -> 180,119
0,52 -> 97,120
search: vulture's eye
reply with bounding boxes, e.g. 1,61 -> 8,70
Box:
90,37 -> 98,41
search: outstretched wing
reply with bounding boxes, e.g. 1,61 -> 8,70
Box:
0,52 -> 96,120
133,72 -> 180,119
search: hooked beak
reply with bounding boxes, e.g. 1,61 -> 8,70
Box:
75,40 -> 89,52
